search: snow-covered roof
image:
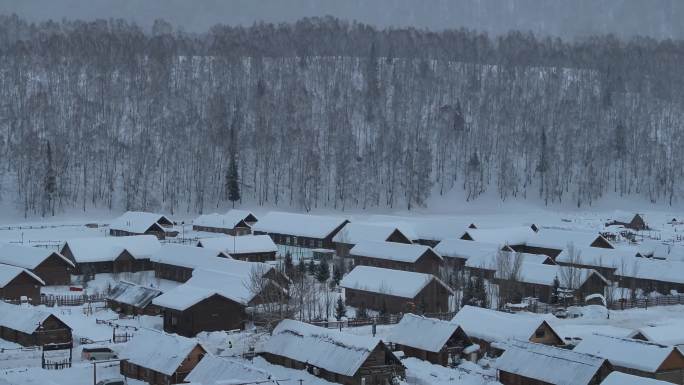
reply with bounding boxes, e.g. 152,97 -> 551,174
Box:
555,246 -> 632,269
152,268 -> 269,310
574,334 -> 680,373
616,258 -> 684,285
630,322 -> 684,346
152,244 -> 274,278
332,222 -> 410,244
262,319 -> 385,377
600,372 -> 671,385
497,262 -> 606,287
0,301 -> 70,334
460,226 -> 536,245
349,241 -> 441,263
197,235 -> 277,255
0,243 -> 74,269
636,240 -> 684,261
451,306 -> 559,343
340,266 -> 451,298
0,263 -> 45,287
252,211 -> 348,239
109,211 -> 171,233
465,250 -> 552,271
106,281 -> 162,308
495,340 -> 606,385
120,330 -> 203,376
433,239 -> 503,261
186,355 -> 273,385
525,229 -> 613,250
194,210 -> 254,230
365,215 -> 476,241
387,314 -> 464,353
62,235 -> 161,263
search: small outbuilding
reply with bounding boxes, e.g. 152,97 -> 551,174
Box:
196,235 -> 278,262
109,211 -> 174,239
192,210 -> 257,235
0,264 -> 45,304
605,213 -> 648,231
106,281 -> 163,316
0,301 -> 72,347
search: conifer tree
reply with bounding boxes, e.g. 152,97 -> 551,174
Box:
335,296 -> 347,321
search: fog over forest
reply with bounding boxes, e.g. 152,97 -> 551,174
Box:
0,7 -> 683,216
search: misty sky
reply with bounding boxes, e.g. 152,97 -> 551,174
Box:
0,0 -> 682,40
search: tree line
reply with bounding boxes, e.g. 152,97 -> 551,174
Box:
1,15 -> 683,216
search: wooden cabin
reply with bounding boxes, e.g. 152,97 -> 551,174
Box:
496,340 -> 612,385
451,306 -> 564,357
120,330 -> 206,385
0,302 -> 72,347
60,235 -> 160,276
332,223 -> 413,258
153,269 -> 287,337
606,214 -> 648,231
186,355 -> 274,385
341,266 -> 452,314
106,281 -> 162,316
196,235 -> 278,262
192,210 -> 257,235
465,250 -> 554,280
0,264 -> 44,304
434,239 -> 512,271
601,372 -> 674,385
575,334 -> 684,384
252,211 -> 349,250
0,244 -> 74,285
350,241 -> 444,275
109,211 -> 174,239
510,229 -> 615,260
387,314 -> 474,366
261,319 -> 405,385
363,215 -> 477,247
459,227 -> 536,249
615,258 -> 684,295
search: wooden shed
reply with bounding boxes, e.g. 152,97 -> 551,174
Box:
341,266 -> 452,314
387,314 -> 474,366
350,241 -> 444,275
0,301 -> 72,347
109,211 -> 174,239
106,281 -> 162,316
196,235 -> 278,262
192,210 -> 257,235
261,319 -> 405,385
60,235 -> 160,276
511,229 -> 615,260
252,211 -> 349,250
332,223 -> 413,258
606,214 -> 648,231
120,330 -> 206,385
0,244 -> 75,286
0,264 -> 45,305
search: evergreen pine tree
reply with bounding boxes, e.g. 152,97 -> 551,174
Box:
552,276 -> 560,304
226,152 -> 240,207
316,259 -> 330,283
335,296 -> 347,321
307,259 -> 316,275
297,258 -> 306,278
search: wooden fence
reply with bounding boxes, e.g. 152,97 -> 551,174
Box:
609,295 -> 684,310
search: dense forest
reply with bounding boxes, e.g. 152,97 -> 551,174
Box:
1,15 -> 683,216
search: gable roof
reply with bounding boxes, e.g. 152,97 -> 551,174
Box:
460,227 -> 536,245
0,243 -> 74,269
365,215 -> 476,241
495,340 -> 607,385
0,301 -> 70,334
109,211 -> 172,234
601,372 -> 672,385
340,265 -> 451,299
524,229 -> 613,250
62,235 -> 161,263
387,314 -> 466,353
120,330 -> 203,376
186,355 -> 273,385
615,258 -> 684,285
465,250 -> 552,271
349,241 -> 441,263
197,235 -> 278,255
497,262 -> 607,287
332,222 -> 411,244
0,264 -> 45,287
106,281 -> 162,309
574,334 -> 681,373
451,306 -> 560,343
152,244 -> 275,278
555,246 -> 632,269
262,319 -> 387,377
433,239 -> 505,261
252,211 -> 348,239
630,322 -> 684,346
194,210 -> 254,230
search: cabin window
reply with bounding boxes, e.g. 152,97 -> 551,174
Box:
535,328 -> 545,338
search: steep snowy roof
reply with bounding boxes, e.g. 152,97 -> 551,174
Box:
340,266 -> 451,298
433,239 -> 503,261
106,281 -> 162,308
451,306 -> 559,343
186,355 -> 273,385
197,235 -> 277,254
465,250 -> 551,271
120,330 -> 203,376
460,227 -> 536,245
349,241 -> 440,263
332,223 -> 409,244
525,229 -> 613,250
62,235 -> 161,263
262,319 -> 384,377
252,211 -> 348,239
0,263 -> 45,287
387,314 -> 464,353
194,210 -> 254,229
601,372 -> 671,385
109,211 -> 171,233
630,322 -> 684,346
0,301 -> 70,334
615,258 -> 684,284
497,262 -> 606,287
152,244 -> 273,278
574,334 -> 680,373
0,243 -> 74,269
555,247 -> 632,268
495,340 -> 607,385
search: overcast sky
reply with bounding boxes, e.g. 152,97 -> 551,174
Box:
1,0 -> 682,40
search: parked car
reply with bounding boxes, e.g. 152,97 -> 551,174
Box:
82,347 -> 118,361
